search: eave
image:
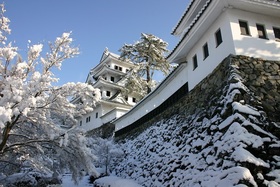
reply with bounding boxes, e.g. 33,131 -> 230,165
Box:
171,0 -> 205,36
92,65 -> 126,79
167,0 -> 280,64
91,52 -> 134,75
99,99 -> 133,109
100,107 -> 130,120
93,78 -> 124,90
167,0 -> 214,63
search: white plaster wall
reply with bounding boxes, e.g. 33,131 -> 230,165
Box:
114,7 -> 280,132
125,96 -> 136,105
115,11 -> 236,131
101,87 -> 117,100
101,103 -> 113,116
228,9 -> 280,60
115,64 -> 188,131
79,105 -> 103,131
109,61 -> 131,73
101,108 -> 128,124
186,10 -> 236,90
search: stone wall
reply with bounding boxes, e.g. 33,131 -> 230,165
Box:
116,55 -> 231,140
232,56 -> 280,122
116,55 -> 280,140
113,55 -> 280,186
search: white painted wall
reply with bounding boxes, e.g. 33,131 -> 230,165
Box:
109,61 -> 130,73
114,5 -> 280,133
115,63 -> 188,131
101,108 -> 128,124
228,9 -> 280,60
114,11 -> 236,131
186,10 -> 236,90
78,105 -> 103,131
125,96 -> 137,105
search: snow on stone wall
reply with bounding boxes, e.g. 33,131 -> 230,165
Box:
112,55 -> 280,186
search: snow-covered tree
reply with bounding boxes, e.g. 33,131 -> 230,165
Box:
0,4 -> 100,183
119,33 -> 171,94
92,137 -> 123,176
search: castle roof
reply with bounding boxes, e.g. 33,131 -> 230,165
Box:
90,48 -> 134,76
167,0 -> 280,63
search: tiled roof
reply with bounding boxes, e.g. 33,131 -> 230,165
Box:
171,0 -> 196,35
172,0 -> 280,36
167,0 -> 280,61
167,0 -> 212,59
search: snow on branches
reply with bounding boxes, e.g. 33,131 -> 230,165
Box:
0,4 -> 100,182
119,33 -> 172,94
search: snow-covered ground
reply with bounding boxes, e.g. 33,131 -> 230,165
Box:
94,176 -> 143,187
61,174 -> 142,187
61,174 -> 92,187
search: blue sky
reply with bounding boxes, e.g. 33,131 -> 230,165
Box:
4,1 -> 188,85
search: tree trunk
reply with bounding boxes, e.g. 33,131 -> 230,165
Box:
0,122 -> 12,152
146,65 -> 151,94
0,115 -> 20,152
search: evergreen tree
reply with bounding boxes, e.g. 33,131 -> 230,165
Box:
119,33 -> 171,95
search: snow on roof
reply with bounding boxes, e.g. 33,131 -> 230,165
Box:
171,0 -> 195,35
167,0 -> 280,61
167,0 -> 212,60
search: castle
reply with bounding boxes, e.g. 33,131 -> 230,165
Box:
74,48 -> 142,131
113,0 -> 280,136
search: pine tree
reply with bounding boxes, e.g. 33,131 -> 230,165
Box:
119,33 -> 171,95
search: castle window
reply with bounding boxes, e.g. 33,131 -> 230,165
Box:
119,66 -> 123,71
86,116 -> 91,123
111,76 -> 115,82
203,43 -> 209,60
273,27 -> 280,41
114,65 -> 118,70
96,112 -> 98,118
132,97 -> 136,103
215,29 -> 223,47
192,54 -> 198,70
80,121 -> 82,126
256,24 -> 267,39
239,20 -> 250,35
106,91 -> 111,97
125,96 -> 128,101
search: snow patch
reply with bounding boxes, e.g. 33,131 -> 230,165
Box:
94,176 -> 143,187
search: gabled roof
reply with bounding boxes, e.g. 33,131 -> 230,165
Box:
99,48 -> 120,64
85,48 -> 135,83
90,48 -> 134,76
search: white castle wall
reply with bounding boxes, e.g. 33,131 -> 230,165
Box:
114,5 -> 280,133
228,9 -> 280,60
115,63 -> 188,131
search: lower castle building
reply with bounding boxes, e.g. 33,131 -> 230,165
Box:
114,0 -> 280,136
